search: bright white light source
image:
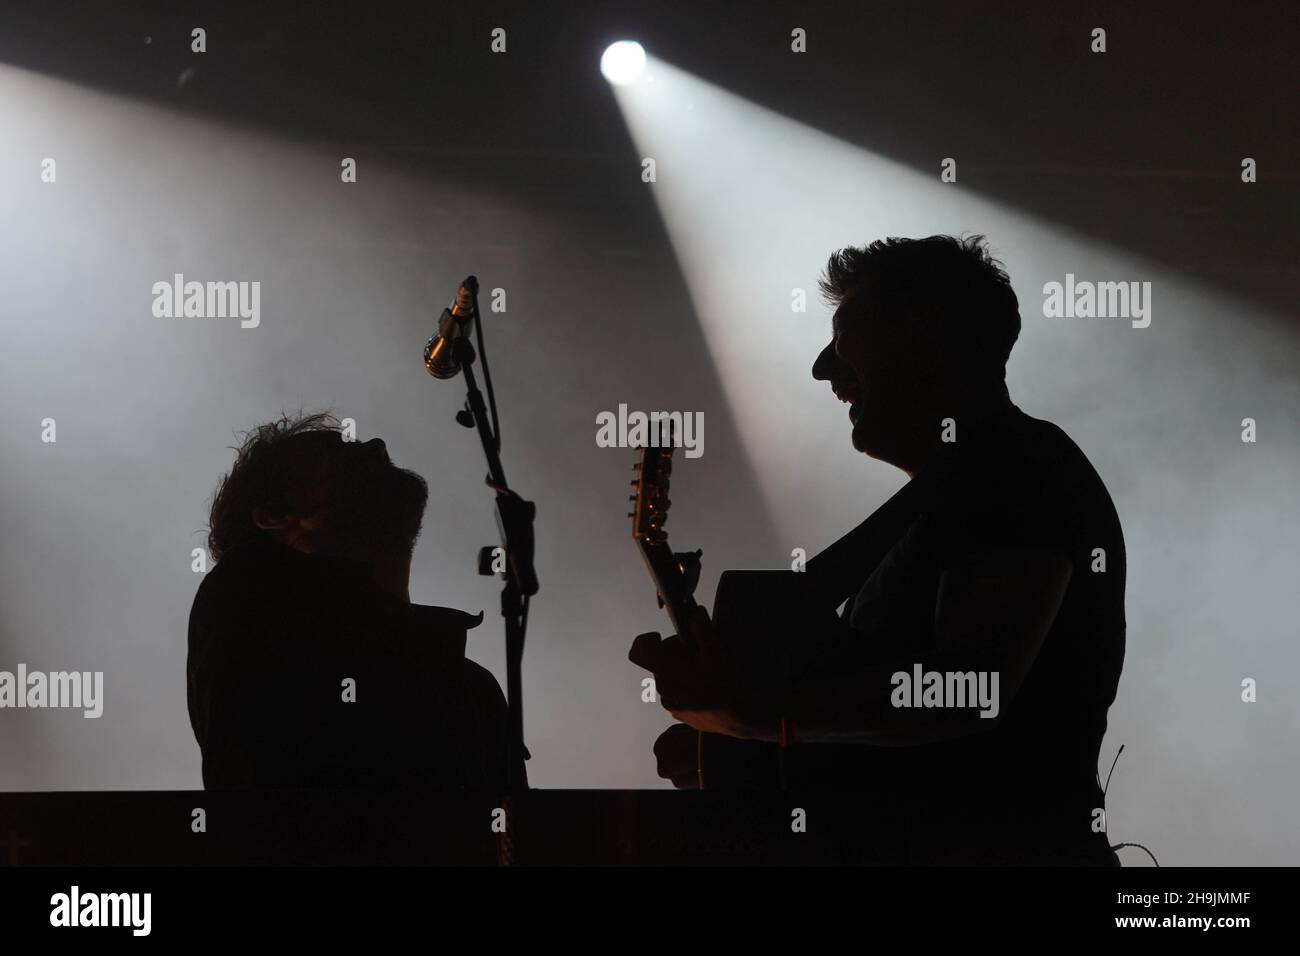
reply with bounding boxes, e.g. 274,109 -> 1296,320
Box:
601,41 -> 646,85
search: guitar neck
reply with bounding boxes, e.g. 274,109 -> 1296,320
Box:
637,540 -> 701,636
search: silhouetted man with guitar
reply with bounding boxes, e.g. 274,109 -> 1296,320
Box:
630,235 -> 1125,864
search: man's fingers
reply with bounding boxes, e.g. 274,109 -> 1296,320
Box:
630,629 -> 698,671
653,724 -> 699,783
628,631 -> 663,671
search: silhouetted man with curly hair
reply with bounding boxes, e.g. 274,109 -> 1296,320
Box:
188,413 -> 519,790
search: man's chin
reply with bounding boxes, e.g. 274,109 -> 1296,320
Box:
851,422 -> 888,460
850,421 -> 873,454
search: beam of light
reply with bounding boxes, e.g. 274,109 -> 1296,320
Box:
0,62 -> 551,790
600,41 -> 647,86
4,58 -> 775,795
608,55 -> 1300,864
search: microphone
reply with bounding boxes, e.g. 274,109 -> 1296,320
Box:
423,276 -> 478,379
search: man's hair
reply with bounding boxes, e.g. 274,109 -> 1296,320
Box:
818,234 -> 1021,377
206,411 -> 343,561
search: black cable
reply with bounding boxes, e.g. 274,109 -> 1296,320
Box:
1099,744 -> 1159,866
1104,744 -> 1124,796
1112,842 -> 1160,867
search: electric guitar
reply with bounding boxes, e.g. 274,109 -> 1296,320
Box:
629,434 -> 711,788
629,439 -> 848,788
629,435 -> 945,788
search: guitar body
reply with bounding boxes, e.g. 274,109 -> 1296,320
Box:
699,570 -> 859,789
712,569 -> 851,684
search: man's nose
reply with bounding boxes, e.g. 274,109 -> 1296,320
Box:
812,341 -> 837,382
359,438 -> 388,459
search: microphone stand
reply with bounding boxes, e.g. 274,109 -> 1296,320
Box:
446,293 -> 538,795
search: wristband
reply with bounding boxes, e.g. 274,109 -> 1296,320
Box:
779,713 -> 796,749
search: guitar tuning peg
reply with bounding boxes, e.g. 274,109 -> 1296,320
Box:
627,511 -> 635,519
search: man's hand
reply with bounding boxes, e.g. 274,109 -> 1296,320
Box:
652,723 -> 702,789
628,606 -> 777,742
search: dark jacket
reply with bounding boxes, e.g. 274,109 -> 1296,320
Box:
187,537 -> 519,790
799,399 -> 1125,860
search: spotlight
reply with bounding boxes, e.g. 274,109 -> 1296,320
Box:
601,41 -> 646,85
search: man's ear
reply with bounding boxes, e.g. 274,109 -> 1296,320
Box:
251,504 -> 294,532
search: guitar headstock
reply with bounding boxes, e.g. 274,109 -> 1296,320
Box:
629,430 -> 702,635
630,442 -> 673,545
